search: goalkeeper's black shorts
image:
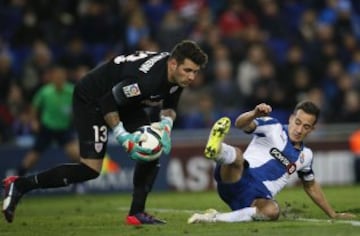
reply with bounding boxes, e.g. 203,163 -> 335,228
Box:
72,87 -> 150,159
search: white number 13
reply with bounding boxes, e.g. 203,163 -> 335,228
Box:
93,125 -> 107,142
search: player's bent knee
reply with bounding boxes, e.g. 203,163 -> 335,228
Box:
262,202 -> 280,220
79,163 -> 100,180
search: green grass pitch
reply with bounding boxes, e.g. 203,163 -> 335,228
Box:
1,185 -> 360,236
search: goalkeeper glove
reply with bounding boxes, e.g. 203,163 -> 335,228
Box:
113,122 -> 153,161
151,116 -> 173,154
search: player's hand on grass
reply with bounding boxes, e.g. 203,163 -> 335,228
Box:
332,212 -> 357,219
113,122 -> 153,160
151,116 -> 173,154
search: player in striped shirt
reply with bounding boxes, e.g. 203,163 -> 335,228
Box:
188,101 -> 355,223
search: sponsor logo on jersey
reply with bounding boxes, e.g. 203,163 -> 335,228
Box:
270,147 -> 297,174
169,86 -> 179,94
123,83 -> 141,97
139,52 -> 169,73
95,142 -> 103,153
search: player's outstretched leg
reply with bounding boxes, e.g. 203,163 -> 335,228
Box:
2,176 -> 23,223
204,117 -> 231,160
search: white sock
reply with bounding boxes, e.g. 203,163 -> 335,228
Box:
215,207 -> 256,222
216,143 -> 236,164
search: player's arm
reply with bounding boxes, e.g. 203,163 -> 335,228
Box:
100,87 -> 153,160
152,89 -> 182,155
235,103 -> 272,132
100,77 -> 143,128
103,111 -> 120,129
301,179 -> 355,219
160,108 -> 176,121
150,108 -> 176,155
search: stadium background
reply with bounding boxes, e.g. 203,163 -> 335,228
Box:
0,0 -> 359,193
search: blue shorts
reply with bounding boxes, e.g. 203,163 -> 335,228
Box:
214,164 -> 272,210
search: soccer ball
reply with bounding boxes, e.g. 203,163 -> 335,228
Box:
135,125 -> 163,161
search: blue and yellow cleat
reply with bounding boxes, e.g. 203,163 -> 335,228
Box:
204,117 -> 231,160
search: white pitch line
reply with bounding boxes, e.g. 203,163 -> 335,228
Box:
118,207 -> 360,226
295,217 -> 360,227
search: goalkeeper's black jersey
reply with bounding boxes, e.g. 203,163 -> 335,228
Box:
76,51 -> 183,113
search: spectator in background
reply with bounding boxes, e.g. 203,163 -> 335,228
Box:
337,89 -> 360,123
0,51 -> 16,103
279,44 -> 306,84
347,48 -> 360,80
198,26 -> 224,79
155,10 -> 187,52
289,67 -> 314,104
320,59 -> 345,121
77,0 -> 118,44
57,36 -> 94,71
188,6 -> 213,43
246,60 -> 290,121
16,65 -> 79,176
172,0 -> 207,24
0,51 -> 17,143
10,9 -> 43,47
177,71 -> 215,129
21,40 -> 53,100
206,43 -> 231,84
210,60 -> 242,119
125,9 -> 150,52
258,0 -> 288,39
142,0 -> 171,37
297,8 -> 318,44
217,0 -> 257,40
302,87 -> 326,123
68,64 -> 90,84
0,103 -> 13,143
7,83 -> 31,144
236,43 -> 268,98
338,32 -> 357,66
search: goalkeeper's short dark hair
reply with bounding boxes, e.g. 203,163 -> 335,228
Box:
170,40 -> 208,68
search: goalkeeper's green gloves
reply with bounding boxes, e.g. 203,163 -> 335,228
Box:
151,116 -> 173,155
113,122 -> 152,161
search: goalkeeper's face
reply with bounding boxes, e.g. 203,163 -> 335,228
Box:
288,109 -> 316,144
168,58 -> 201,87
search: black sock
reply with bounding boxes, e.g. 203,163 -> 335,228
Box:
129,160 -> 160,215
15,163 -> 99,193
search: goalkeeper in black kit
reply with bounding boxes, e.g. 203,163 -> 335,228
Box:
2,40 -> 208,225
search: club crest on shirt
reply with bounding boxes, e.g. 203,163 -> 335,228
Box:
123,83 -> 141,97
299,152 -> 305,164
94,142 -> 103,153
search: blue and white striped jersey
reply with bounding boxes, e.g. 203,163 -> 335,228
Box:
243,116 -> 315,198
